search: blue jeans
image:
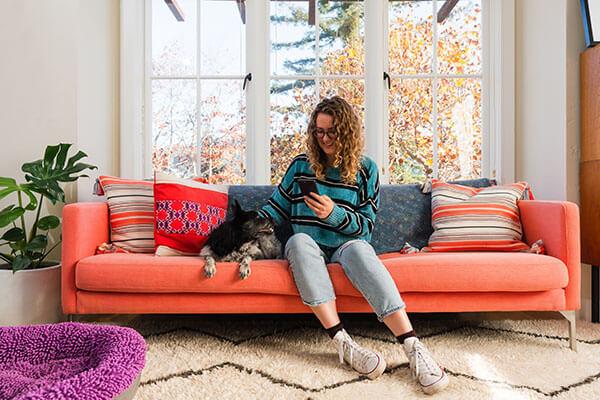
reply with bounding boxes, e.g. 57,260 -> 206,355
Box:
284,232 -> 406,322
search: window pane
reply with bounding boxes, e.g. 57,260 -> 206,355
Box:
270,79 -> 317,184
319,79 -> 365,124
199,80 -> 246,184
271,1 -> 316,76
437,0 -> 482,74
152,0 -> 196,76
388,79 -> 433,183
152,79 -> 197,177
437,78 -> 481,181
389,1 -> 433,75
200,0 -> 245,75
319,1 -> 365,76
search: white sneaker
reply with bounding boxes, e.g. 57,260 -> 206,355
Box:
403,337 -> 449,394
332,329 -> 386,380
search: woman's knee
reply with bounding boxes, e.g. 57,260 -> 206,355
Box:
284,232 -> 320,258
338,239 -> 374,262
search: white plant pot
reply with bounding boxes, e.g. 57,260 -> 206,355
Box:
0,263 -> 64,326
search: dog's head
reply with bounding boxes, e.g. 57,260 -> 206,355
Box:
232,199 -> 275,239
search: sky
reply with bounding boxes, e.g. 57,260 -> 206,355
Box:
152,0 -> 363,77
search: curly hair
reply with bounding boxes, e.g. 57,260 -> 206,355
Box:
305,96 -> 364,185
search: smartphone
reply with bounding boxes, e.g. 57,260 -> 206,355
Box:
298,179 -> 319,197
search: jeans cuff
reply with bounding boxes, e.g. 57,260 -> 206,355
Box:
377,303 -> 406,322
302,296 -> 336,307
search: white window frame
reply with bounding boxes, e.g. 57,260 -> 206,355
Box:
121,0 -> 515,184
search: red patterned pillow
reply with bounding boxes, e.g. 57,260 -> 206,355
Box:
427,179 -> 533,252
154,172 -> 228,256
97,176 -> 155,253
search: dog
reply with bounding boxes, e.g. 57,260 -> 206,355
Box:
199,199 -> 281,280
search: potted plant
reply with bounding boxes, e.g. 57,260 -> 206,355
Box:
0,143 -> 96,325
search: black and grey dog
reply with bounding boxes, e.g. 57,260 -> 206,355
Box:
199,200 -> 281,280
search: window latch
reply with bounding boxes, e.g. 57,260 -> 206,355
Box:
383,72 -> 391,90
243,73 -> 252,90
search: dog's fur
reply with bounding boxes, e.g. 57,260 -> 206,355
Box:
199,200 -> 281,279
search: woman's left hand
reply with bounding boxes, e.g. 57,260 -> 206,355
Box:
304,192 -> 335,219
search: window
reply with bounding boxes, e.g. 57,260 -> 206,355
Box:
270,1 -> 365,183
150,0 -> 246,183
122,0 -> 511,184
387,0 -> 482,183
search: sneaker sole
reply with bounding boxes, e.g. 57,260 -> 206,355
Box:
422,371 -> 449,395
365,353 -> 386,380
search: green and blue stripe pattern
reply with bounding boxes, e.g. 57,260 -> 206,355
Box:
258,153 -> 380,258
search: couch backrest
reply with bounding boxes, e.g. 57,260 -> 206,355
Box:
227,178 -> 494,254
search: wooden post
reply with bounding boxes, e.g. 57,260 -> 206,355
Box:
581,45 -> 600,322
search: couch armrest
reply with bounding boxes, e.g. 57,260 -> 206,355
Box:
61,202 -> 109,313
518,200 -> 581,310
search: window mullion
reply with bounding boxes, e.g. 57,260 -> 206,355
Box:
246,0 -> 270,184
195,0 -> 202,178
382,1 -> 390,185
432,0 -> 439,180
365,0 -> 386,182
315,1 -> 320,98
482,0 -> 491,181
144,0 -> 153,179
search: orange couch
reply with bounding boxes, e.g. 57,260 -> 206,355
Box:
61,199 -> 581,350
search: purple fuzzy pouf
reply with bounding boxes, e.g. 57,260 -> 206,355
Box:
0,322 -> 146,400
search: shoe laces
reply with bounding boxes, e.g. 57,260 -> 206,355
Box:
409,341 -> 439,380
336,330 -> 373,370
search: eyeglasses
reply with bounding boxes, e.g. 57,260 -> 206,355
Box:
314,128 -> 337,140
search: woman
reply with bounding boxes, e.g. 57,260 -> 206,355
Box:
258,96 -> 449,395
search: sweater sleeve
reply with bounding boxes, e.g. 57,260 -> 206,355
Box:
321,159 -> 380,237
257,159 -> 296,226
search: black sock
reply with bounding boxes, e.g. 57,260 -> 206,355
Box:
396,330 -> 417,344
326,321 -> 344,339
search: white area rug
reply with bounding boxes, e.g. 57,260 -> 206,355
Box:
113,314 -> 600,399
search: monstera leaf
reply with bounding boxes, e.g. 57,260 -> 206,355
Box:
0,178 -> 37,211
21,143 -> 97,204
0,143 -> 96,272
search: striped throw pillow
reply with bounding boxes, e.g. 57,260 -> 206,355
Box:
427,179 -> 531,252
98,176 -> 155,253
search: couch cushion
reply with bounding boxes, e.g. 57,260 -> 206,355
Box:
76,252 -> 568,296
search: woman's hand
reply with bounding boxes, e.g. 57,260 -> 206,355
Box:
304,192 -> 335,219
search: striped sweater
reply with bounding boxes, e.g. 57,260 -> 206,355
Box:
258,153 -> 380,258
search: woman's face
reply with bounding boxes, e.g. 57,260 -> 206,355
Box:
315,112 -> 336,159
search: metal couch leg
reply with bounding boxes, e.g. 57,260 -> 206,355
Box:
558,310 -> 577,351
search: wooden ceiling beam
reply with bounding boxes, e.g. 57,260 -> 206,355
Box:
164,0 -> 185,22
437,0 -> 459,23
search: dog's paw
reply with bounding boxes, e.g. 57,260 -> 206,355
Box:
204,258 -> 216,278
239,267 -> 251,280
204,265 -> 216,278
239,256 -> 252,280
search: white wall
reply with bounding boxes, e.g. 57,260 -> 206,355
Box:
0,0 -> 78,182
0,0 -> 78,263
0,0 -> 119,263
76,0 -> 120,201
515,0 -> 583,202
515,0 -> 587,319
516,0 -> 566,200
